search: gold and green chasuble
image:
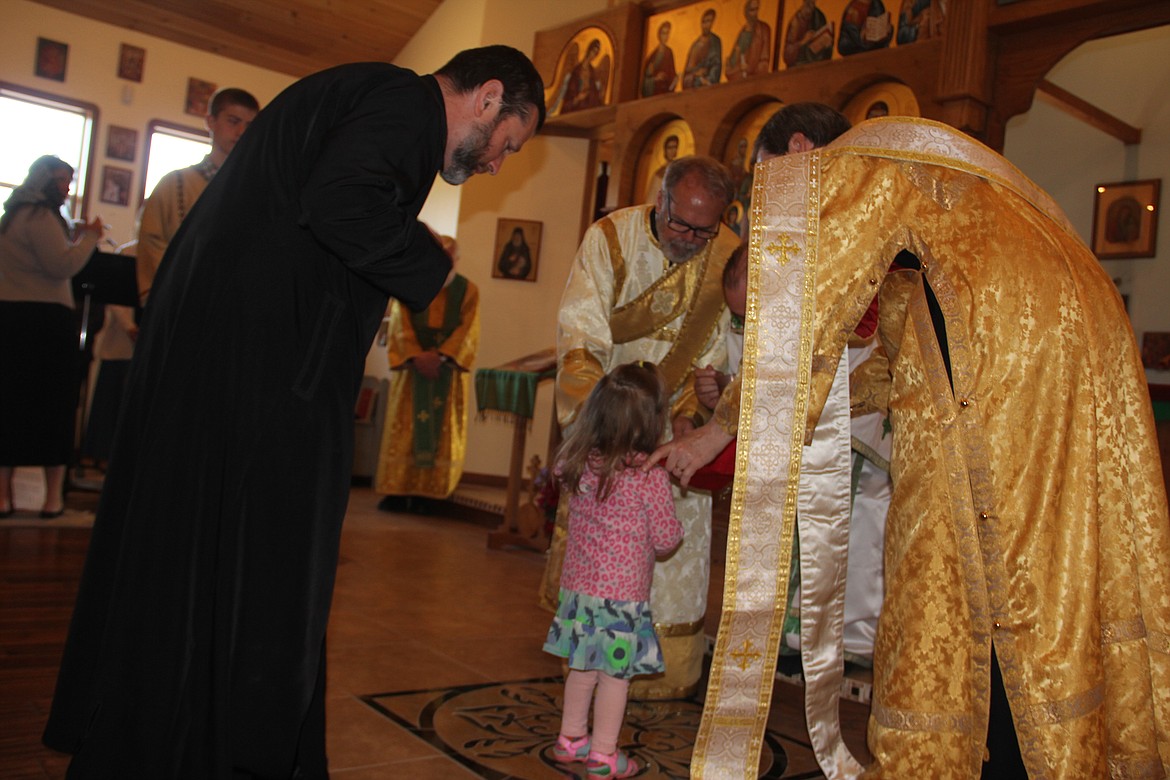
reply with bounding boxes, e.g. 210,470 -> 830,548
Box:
374,275 -> 479,499
547,204 -> 738,698
696,118 -> 1170,778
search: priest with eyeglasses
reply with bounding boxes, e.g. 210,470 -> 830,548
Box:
541,155 -> 739,700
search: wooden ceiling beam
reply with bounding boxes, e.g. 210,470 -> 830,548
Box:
1035,79 -> 1141,145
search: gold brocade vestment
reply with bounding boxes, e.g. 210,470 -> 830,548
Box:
696,118 -> 1170,778
374,278 -> 479,499
547,204 -> 737,699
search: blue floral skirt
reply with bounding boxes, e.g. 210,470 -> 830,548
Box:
543,588 -> 664,679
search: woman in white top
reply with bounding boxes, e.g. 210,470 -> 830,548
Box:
0,155 -> 103,517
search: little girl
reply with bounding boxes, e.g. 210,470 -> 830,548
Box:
544,361 -> 683,778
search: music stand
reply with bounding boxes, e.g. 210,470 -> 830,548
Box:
72,250 -> 138,349
70,251 -> 138,491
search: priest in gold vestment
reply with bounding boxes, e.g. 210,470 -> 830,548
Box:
375,237 -> 479,502
655,118 -> 1170,778
545,156 -> 739,699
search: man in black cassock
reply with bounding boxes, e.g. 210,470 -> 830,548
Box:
43,45 -> 545,778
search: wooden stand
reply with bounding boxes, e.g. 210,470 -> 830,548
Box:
476,349 -> 558,552
486,420 -> 550,552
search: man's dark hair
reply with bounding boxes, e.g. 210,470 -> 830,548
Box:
436,45 -> 546,131
753,102 -> 851,161
210,87 -> 260,117
662,156 -> 735,209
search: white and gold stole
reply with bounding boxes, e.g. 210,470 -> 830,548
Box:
693,147 -> 848,778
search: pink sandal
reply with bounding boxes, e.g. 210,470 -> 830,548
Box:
586,748 -> 639,778
552,733 -> 591,763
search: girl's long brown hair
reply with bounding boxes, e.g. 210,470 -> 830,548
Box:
556,361 -> 669,502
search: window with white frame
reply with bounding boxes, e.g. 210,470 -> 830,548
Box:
142,120 -> 210,202
0,83 -> 97,222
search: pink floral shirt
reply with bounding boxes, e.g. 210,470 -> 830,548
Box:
560,454 -> 683,602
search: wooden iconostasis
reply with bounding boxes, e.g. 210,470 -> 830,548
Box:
530,0 -> 1170,237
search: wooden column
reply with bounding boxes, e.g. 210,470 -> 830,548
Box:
936,0 -> 991,138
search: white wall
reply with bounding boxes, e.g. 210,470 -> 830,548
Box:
454,0 -> 611,480
392,0 -> 491,240
1003,25 -> 1170,385
0,0 -> 295,247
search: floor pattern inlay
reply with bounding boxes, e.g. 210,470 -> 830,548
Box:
362,677 -> 799,778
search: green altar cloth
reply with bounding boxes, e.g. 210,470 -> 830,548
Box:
474,348 -> 557,421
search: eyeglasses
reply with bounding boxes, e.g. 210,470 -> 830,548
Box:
663,195 -> 720,240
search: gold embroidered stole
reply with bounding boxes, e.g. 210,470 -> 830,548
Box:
601,216 -> 737,398
692,151 -> 820,779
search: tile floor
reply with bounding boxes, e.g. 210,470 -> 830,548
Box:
322,487 -> 870,777
1,478 -> 870,778
324,488 -> 565,777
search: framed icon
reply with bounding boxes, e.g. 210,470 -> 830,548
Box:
843,80 -> 921,125
544,27 -> 614,117
99,166 -> 133,206
35,37 -> 68,82
185,77 -> 217,117
492,219 -> 542,282
118,43 -> 145,82
1092,179 -> 1160,259
634,119 -> 695,205
106,126 -> 138,162
1141,332 -> 1170,371
642,0 -> 784,90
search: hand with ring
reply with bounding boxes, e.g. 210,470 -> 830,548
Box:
647,421 -> 734,487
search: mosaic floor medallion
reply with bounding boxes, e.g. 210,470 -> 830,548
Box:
363,677 -> 799,779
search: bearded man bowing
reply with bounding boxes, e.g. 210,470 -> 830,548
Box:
45,46 -> 544,778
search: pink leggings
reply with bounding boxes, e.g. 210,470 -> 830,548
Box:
560,669 -> 630,755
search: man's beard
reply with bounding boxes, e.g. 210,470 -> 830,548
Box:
660,236 -> 704,264
656,210 -> 707,264
441,117 -> 496,185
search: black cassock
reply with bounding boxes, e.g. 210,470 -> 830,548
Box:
44,63 -> 452,778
